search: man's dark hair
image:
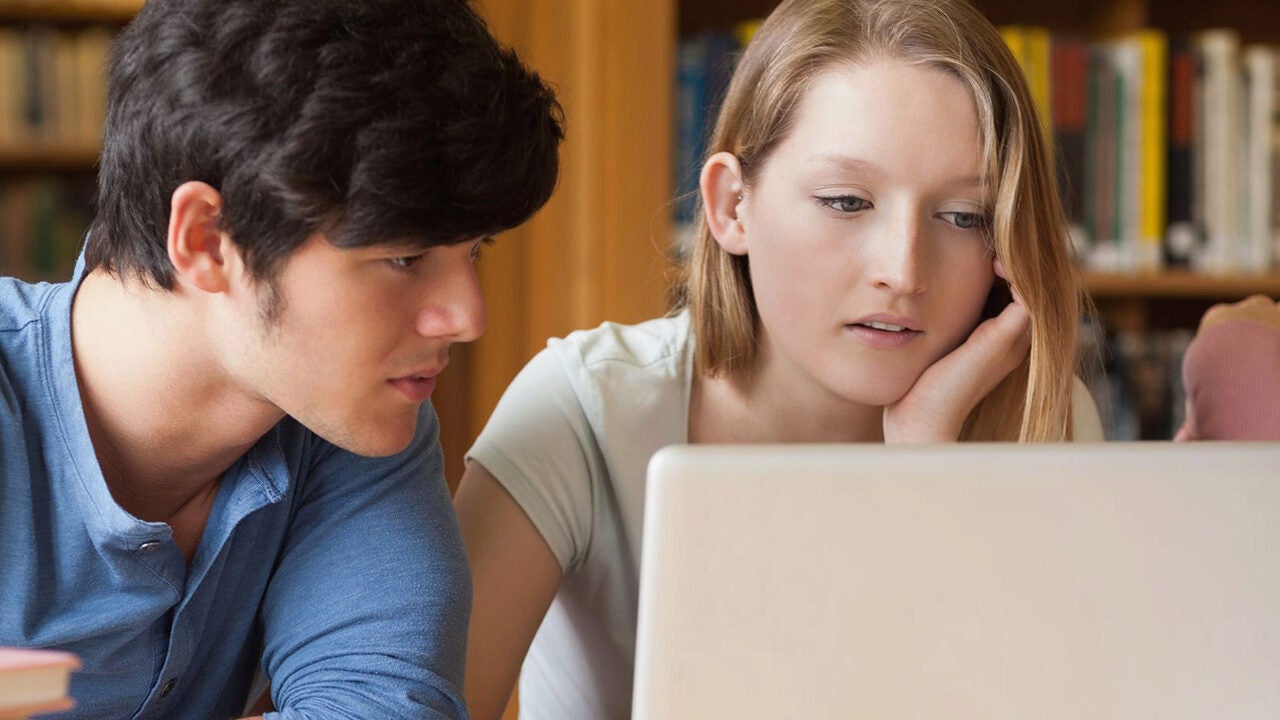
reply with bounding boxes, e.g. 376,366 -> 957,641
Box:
87,0 -> 564,290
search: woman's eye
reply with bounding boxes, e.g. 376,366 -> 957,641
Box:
942,211 -> 989,230
817,195 -> 871,213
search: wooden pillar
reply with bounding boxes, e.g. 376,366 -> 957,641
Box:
437,0 -> 676,487
433,3 -> 674,714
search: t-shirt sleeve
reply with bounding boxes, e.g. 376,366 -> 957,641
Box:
1176,319 -> 1280,441
1070,376 -> 1105,441
467,344 -> 601,572
259,404 -> 470,720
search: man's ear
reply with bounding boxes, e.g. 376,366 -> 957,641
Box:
168,181 -> 232,293
701,151 -> 749,256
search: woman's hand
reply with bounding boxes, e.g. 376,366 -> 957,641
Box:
882,258 -> 1031,443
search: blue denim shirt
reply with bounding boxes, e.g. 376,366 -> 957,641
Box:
0,269 -> 471,719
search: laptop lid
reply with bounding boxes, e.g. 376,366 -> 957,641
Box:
633,443 -> 1280,719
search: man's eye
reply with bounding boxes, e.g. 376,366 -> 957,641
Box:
471,237 -> 494,263
388,254 -> 425,271
817,195 -> 871,213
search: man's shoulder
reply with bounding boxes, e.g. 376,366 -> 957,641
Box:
0,276 -> 56,334
0,277 -> 65,422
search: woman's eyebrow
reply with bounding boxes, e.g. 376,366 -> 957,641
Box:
807,154 -> 985,191
806,153 -> 885,177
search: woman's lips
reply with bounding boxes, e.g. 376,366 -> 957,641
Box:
845,322 -> 923,348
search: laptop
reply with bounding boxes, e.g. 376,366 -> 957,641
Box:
633,443 -> 1280,719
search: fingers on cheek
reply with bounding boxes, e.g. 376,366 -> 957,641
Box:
971,304 -> 1028,356
1000,304 -> 1032,358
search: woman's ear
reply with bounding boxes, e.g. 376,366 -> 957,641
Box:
168,181 -> 231,294
701,151 -> 749,256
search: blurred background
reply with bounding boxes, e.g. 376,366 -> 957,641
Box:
2,0 -> 1279,488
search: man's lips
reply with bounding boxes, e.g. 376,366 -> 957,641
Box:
387,365 -> 446,403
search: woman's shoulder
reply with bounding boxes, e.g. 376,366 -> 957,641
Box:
1070,376 -> 1105,441
548,309 -> 692,374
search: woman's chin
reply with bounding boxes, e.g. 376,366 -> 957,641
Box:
834,375 -> 918,408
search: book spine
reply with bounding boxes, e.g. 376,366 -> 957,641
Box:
1272,49 -> 1280,267
1053,37 -> 1089,253
1165,37 -> 1199,267
1196,30 -> 1243,273
1026,26 -> 1054,140
674,35 -> 707,229
1136,30 -> 1168,273
1109,39 -> 1143,272
1000,26 -> 1027,70
1086,45 -> 1121,271
1244,46 -> 1275,273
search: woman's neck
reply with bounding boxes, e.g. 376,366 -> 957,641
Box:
688,365 -> 884,445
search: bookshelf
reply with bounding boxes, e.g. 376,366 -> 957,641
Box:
0,0 -> 140,24
0,145 -> 100,170
0,1 -> 137,282
1085,271 -> 1280,299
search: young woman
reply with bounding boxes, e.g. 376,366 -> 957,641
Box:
456,0 -> 1104,717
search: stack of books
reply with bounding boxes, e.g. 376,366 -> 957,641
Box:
0,647 -> 79,719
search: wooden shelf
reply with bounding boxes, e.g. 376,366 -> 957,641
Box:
0,145 -> 99,171
1084,271 -> 1280,298
0,1 -> 140,23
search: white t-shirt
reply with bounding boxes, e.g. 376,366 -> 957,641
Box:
467,310 -> 1104,719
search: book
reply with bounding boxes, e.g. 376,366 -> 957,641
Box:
1244,45 -> 1277,273
1109,37 -> 1143,272
1052,37 -> 1089,252
673,29 -> 739,229
1086,42 -> 1122,271
0,647 -> 79,719
1195,29 -> 1243,273
1000,25 -> 1053,137
1135,29 -> 1168,273
1165,37 -> 1201,266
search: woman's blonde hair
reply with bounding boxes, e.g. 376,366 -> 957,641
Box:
672,0 -> 1085,441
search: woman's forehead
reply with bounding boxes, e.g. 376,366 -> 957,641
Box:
767,61 -> 985,187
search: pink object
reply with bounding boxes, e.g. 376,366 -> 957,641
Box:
0,648 -> 79,672
1176,319 -> 1280,441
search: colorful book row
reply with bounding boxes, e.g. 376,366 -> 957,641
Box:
674,25 -> 1280,276
1002,26 -> 1279,275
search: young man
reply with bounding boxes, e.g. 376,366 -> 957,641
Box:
0,1 -> 562,718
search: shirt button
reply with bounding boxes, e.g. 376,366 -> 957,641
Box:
138,541 -> 162,553
159,678 -> 176,698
